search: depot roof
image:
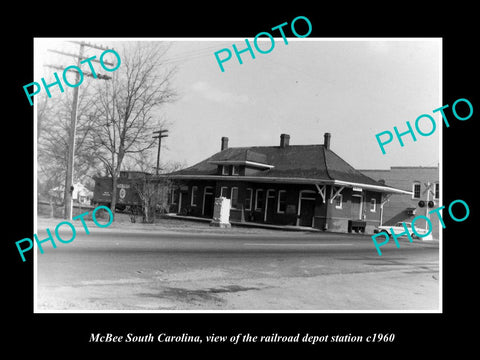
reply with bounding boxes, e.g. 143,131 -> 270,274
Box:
166,141 -> 411,195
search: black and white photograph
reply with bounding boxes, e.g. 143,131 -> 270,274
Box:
33,37 -> 441,312
6,7 -> 477,354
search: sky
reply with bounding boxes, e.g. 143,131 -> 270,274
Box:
35,38 -> 441,171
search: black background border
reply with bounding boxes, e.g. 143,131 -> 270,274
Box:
6,5 -> 476,355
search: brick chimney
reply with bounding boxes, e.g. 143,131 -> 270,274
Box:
324,132 -> 331,150
221,136 -> 229,151
280,133 -> 290,148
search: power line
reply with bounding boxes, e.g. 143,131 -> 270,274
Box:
160,45 -> 223,65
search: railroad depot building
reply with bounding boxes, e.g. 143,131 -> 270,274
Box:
166,133 -> 410,234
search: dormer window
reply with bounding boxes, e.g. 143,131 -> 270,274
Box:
220,164 -> 242,175
209,150 -> 274,176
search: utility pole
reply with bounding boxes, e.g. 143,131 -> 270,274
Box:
425,181 -> 432,232
45,41 -> 116,220
152,130 -> 168,175
64,42 -> 84,222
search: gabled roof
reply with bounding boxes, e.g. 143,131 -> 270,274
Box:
168,144 -> 410,194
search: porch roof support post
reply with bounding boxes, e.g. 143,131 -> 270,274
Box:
329,185 -> 345,204
315,183 -> 327,202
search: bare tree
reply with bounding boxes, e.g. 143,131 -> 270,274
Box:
89,42 -> 177,217
37,85 -> 99,209
128,150 -> 185,223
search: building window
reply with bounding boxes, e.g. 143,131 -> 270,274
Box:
277,190 -> 287,213
220,186 -> 229,198
435,182 -> 439,199
245,188 -> 253,210
222,165 -> 229,175
335,194 -> 343,209
412,182 -> 421,199
231,187 -> 239,208
232,165 -> 240,175
370,198 -> 376,212
191,186 -> 198,206
255,189 -> 264,210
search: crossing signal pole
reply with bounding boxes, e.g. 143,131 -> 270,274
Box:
45,41 -> 116,220
153,130 -> 168,175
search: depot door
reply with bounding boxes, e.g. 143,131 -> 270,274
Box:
298,191 -> 316,227
351,195 -> 362,220
203,187 -> 214,218
265,189 -> 276,223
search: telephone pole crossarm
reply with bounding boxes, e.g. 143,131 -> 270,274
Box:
153,130 -> 168,175
43,64 -> 111,80
47,49 -> 114,66
69,41 -> 112,51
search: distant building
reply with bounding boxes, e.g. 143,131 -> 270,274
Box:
163,133 -> 410,234
49,182 -> 93,205
360,166 -> 440,239
118,170 -> 153,179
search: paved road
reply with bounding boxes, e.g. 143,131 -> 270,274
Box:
35,220 -> 440,311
